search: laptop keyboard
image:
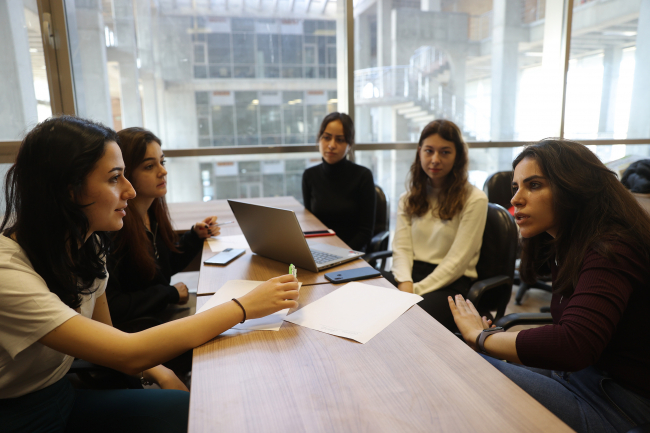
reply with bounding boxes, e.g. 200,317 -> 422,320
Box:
310,249 -> 342,264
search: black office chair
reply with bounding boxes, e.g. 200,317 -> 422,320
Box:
366,203 -> 518,321
483,171 -> 514,210
483,171 -> 553,306
364,184 -> 390,265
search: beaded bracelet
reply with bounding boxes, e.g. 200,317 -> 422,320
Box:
232,298 -> 246,323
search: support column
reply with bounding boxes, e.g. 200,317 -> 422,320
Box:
450,48 -> 467,132
421,0 -> 441,12
490,0 -> 522,141
541,0 -> 571,137
598,46 -> 622,137
628,0 -> 650,138
391,108 -> 409,141
113,0 -> 143,128
355,13 -> 372,70
0,0 -> 38,139
72,0 -> 112,126
377,0 -> 392,68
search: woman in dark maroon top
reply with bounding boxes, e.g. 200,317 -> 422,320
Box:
449,139 -> 650,433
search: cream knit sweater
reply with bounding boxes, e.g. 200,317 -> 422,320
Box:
391,184 -> 488,296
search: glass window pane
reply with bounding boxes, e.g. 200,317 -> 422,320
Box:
353,0 -> 564,150
281,35 -> 303,64
564,2 -> 649,140
207,34 -> 231,64
233,34 -> 255,64
0,0 -> 52,140
194,44 -> 205,63
166,153 -> 320,203
62,1 -> 339,150
260,106 -> 282,135
235,91 -> 259,144
257,34 -> 280,65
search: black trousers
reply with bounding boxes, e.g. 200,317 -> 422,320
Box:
384,261 -> 472,332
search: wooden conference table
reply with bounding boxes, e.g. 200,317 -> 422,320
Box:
168,197 -> 376,293
169,197 -> 570,433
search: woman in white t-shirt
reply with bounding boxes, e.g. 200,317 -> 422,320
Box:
390,119 -> 488,331
0,116 -> 299,433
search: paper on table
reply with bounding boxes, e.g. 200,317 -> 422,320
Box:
283,282 -> 422,344
206,235 -> 249,253
196,280 -> 302,331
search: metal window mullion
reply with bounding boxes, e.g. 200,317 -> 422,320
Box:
37,0 -> 76,116
559,0 -> 575,139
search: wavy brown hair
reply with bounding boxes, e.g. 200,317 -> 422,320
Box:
111,128 -> 179,281
405,119 -> 469,219
515,139 -> 650,297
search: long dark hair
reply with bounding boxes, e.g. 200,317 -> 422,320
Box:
514,139 -> 650,296
1,116 -> 116,309
112,127 -> 178,281
317,112 -> 355,146
405,119 -> 469,219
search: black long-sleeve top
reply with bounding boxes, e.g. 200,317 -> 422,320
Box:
302,158 -> 376,252
106,218 -> 204,327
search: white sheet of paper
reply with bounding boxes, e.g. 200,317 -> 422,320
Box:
196,280 -> 301,331
206,235 -> 249,253
283,282 -> 422,344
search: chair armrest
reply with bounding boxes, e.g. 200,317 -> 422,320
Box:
494,313 -> 553,330
363,250 -> 393,268
467,275 -> 512,304
367,231 -> 389,254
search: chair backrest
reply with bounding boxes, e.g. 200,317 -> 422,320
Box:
483,171 -> 514,210
475,203 -> 519,316
374,184 -> 389,235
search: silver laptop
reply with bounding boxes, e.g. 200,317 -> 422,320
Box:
228,200 -> 364,273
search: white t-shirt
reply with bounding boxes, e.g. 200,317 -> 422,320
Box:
0,235 -> 106,399
391,184 -> 488,296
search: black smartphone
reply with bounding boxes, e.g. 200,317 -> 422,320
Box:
204,248 -> 245,265
324,267 -> 381,283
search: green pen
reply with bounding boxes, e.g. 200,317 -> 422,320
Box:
289,264 -> 297,278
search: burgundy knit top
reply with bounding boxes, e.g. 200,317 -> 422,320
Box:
516,241 -> 650,398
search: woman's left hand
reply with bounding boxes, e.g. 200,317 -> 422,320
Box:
448,294 -> 493,350
143,365 -> 189,392
193,216 -> 219,239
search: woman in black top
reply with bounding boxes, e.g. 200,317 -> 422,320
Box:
107,127 -> 218,329
302,113 -> 376,252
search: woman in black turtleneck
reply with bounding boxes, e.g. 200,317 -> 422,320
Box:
302,112 -> 376,252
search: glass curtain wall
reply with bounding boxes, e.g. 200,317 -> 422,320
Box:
563,0 -> 650,160
62,0 -> 339,202
7,0 -> 650,208
352,0 -> 650,213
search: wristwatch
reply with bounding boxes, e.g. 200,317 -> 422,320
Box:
475,327 -> 505,354
140,371 -> 153,387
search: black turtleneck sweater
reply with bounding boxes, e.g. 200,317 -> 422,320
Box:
302,158 -> 376,252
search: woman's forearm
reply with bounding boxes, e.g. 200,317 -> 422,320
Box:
478,331 -> 522,364
40,300 -> 244,375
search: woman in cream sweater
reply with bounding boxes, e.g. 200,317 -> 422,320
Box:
391,119 -> 488,331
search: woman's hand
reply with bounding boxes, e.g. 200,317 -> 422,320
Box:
397,281 -> 414,293
448,294 -> 492,350
143,365 -> 189,392
193,216 -> 219,239
173,282 -> 189,305
238,275 -> 300,320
